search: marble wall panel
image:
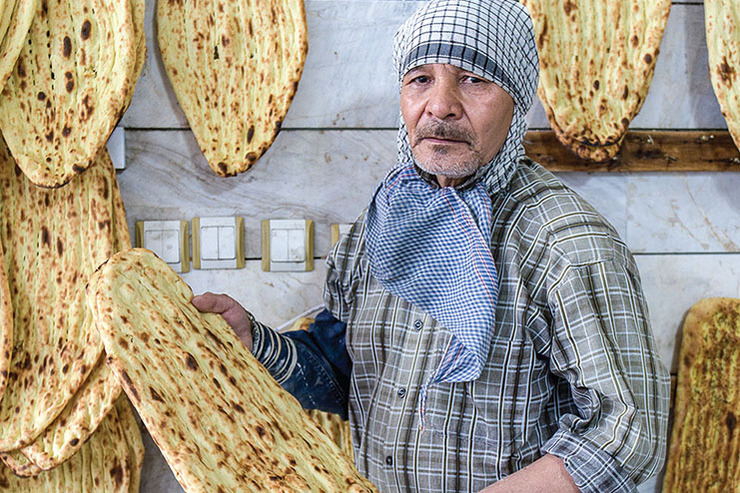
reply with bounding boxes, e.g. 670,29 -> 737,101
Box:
120,129 -> 396,259
120,3 -> 725,130
635,253 -> 740,373
626,172 -> 740,253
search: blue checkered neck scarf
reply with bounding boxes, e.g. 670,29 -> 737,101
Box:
364,0 -> 539,426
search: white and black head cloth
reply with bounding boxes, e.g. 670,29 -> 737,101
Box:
393,0 -> 539,193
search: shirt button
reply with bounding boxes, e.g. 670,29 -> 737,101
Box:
385,455 -> 393,466
397,388 -> 406,398
413,319 -> 423,330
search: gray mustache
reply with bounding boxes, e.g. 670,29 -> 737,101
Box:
414,121 -> 474,144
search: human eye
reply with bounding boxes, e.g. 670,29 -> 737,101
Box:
463,75 -> 487,84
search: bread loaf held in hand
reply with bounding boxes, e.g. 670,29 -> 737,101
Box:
89,248 -> 377,493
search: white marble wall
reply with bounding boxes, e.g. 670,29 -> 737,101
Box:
116,1 -> 740,492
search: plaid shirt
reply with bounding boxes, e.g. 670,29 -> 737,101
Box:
252,159 -> 670,493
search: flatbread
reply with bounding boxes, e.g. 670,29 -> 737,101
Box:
20,354 -> 122,470
0,450 -> 41,478
0,0 -> 37,92
523,0 -> 671,161
706,0 -> 740,151
157,0 -> 308,176
90,248 -> 377,493
123,0 -> 145,112
116,397 -> 144,493
662,298 -> 739,492
0,136 -> 130,451
0,400 -> 133,492
0,0 -> 135,188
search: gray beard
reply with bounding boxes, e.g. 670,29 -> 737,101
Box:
413,147 -> 486,179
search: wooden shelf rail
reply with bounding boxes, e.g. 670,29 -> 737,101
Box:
524,130 -> 740,172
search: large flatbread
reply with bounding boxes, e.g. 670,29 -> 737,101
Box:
0,136 -> 130,451
0,0 -> 37,92
0,398 -> 134,492
706,0 -> 740,151
20,354 -> 122,470
523,0 -> 670,161
0,449 -> 41,478
0,0 -> 135,188
157,0 -> 308,177
124,0 -> 145,112
116,396 -> 145,493
90,248 -> 376,493
662,298 -> 739,492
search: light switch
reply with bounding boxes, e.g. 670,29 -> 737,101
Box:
106,127 -> 126,170
331,223 -> 353,247
135,220 -> 190,272
192,217 -> 245,270
261,219 -> 314,272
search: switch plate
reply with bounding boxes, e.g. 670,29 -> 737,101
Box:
107,127 -> 126,170
192,216 -> 245,270
330,223 -> 353,247
135,220 -> 190,272
261,219 -> 314,272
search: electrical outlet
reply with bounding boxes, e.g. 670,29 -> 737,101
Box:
261,219 -> 314,272
192,216 -> 245,269
135,220 -> 190,273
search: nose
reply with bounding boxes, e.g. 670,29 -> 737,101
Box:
426,76 -> 462,121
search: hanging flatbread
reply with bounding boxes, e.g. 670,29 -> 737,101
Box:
523,0 -> 671,161
0,0 -> 135,188
19,355 -> 122,470
706,0 -> 740,150
0,0 -> 37,92
124,0 -> 145,112
89,248 -> 377,493
662,298 -> 739,492
157,0 -> 308,176
0,400 -> 134,492
0,136 -> 130,452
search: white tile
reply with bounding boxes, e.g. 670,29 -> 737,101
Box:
626,173 -> 740,253
120,3 -> 725,130
635,254 -> 740,373
555,172 -> 628,241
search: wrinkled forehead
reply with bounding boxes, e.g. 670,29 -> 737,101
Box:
393,0 -> 539,110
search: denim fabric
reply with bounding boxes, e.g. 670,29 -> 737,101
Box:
252,309 -> 351,419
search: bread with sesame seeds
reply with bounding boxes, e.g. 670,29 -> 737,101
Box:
662,298 -> 740,492
522,0 -> 670,161
89,248 -> 377,493
0,0 -> 135,188
157,0 -> 308,177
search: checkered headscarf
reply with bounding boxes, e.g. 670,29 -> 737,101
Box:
394,0 -> 539,195
365,0 -> 539,426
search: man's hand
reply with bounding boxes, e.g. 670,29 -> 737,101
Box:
478,454 -> 579,493
191,292 -> 253,351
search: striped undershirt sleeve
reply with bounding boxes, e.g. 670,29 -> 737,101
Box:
249,317 -> 298,386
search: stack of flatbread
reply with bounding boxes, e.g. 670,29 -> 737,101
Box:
0,0 -> 145,188
662,298 -> 739,492
0,133 -> 141,486
522,0 -> 671,161
157,0 -> 308,176
0,0 -> 37,93
705,0 -> 740,151
89,248 -> 377,493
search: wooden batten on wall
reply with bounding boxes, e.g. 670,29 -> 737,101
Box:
526,130 -> 740,172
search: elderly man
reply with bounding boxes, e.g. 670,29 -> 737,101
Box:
194,0 -> 670,492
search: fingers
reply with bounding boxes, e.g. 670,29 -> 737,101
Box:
191,292 -> 236,315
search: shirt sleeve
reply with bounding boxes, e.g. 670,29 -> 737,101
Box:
540,259 -> 671,493
250,309 -> 352,419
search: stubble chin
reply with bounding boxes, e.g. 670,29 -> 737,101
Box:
412,146 -> 485,179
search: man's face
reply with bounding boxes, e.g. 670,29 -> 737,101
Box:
400,64 -> 515,186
